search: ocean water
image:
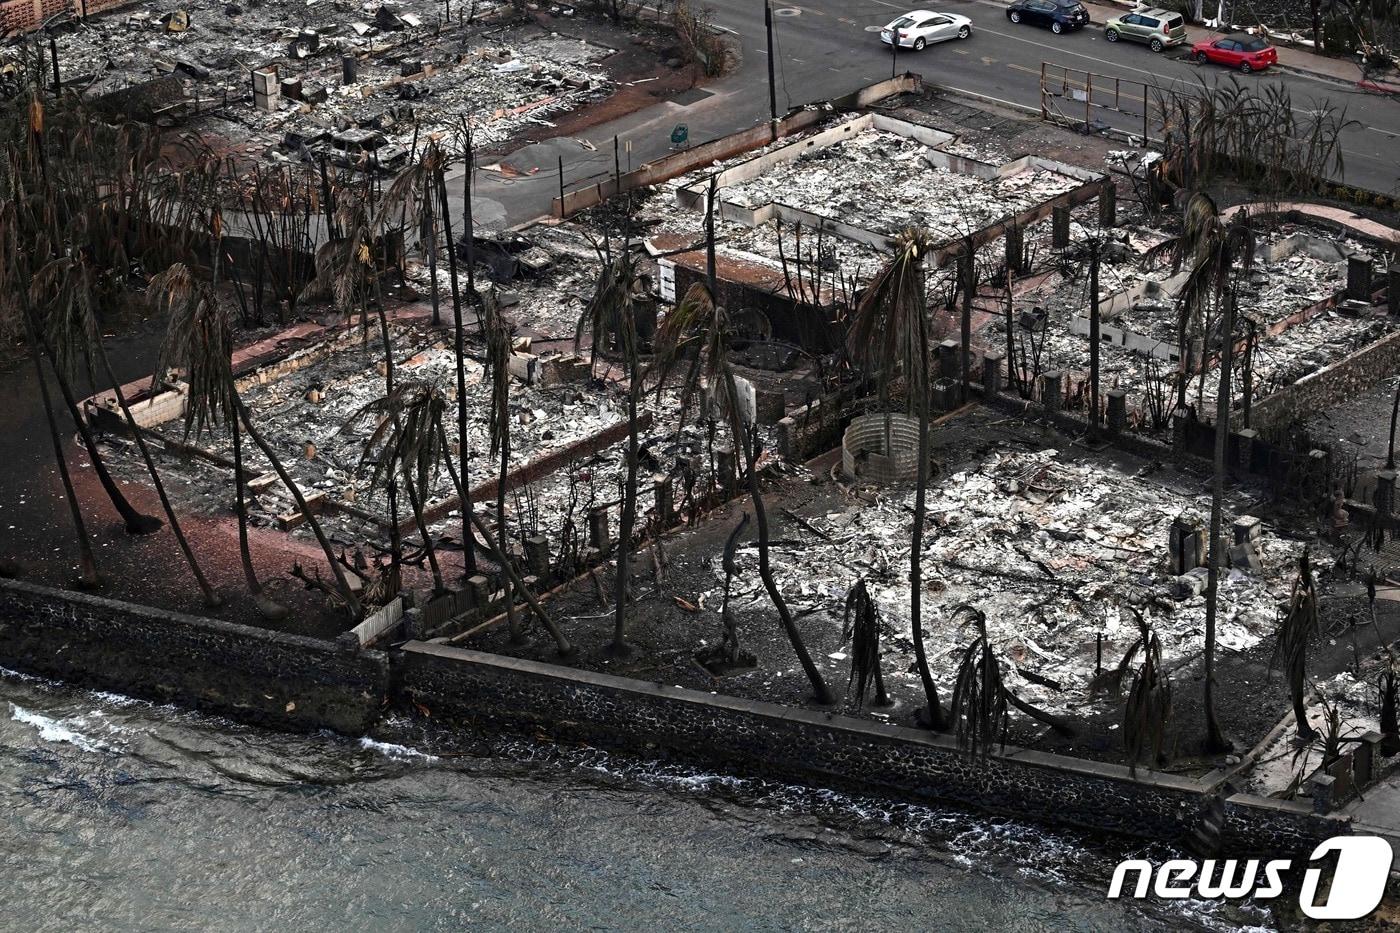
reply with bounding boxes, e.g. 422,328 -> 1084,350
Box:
0,666 -> 1274,932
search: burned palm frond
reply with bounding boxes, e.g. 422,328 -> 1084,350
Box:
147,262 -> 236,440
576,238 -> 638,373
697,512 -> 756,675
1123,608 -> 1172,775
948,605 -> 1009,759
1270,548 -> 1320,742
841,578 -> 889,709
349,379 -> 451,497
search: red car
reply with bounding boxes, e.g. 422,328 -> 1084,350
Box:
1190,33 -> 1278,73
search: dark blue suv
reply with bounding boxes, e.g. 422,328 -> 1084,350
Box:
1007,0 -> 1091,33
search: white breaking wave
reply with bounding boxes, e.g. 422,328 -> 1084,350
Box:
9,704 -> 109,753
358,736 -> 439,761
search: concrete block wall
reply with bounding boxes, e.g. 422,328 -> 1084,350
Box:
398,641 -> 1347,856
0,579 -> 388,733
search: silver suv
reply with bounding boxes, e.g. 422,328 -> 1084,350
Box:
1104,8 -> 1187,52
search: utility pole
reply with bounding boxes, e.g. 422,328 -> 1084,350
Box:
765,0 -> 778,141
1088,238 -> 1101,439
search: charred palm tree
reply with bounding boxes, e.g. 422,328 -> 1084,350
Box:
350,380 -> 449,595
577,239 -> 644,657
948,605 -> 1076,758
32,257 -> 221,606
0,198 -> 100,588
481,289 -> 526,644
1199,208 -> 1255,755
149,264 -> 359,619
1123,608 -> 1172,774
653,279 -> 835,705
1145,193 -> 1236,411
842,579 -> 890,709
948,605 -> 1009,758
846,227 -> 947,728
1271,548 -> 1320,742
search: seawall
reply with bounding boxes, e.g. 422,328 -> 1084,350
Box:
0,578 -> 1347,857
0,578 -> 388,733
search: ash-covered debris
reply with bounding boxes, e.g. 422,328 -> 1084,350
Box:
706,444 -> 1319,717
715,129 -> 1080,242
49,0 -> 614,161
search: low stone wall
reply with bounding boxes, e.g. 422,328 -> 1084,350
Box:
398,641 -> 1346,856
1237,326 -> 1400,432
0,579 -> 388,733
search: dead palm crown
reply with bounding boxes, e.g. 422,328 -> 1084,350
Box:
845,227 -> 947,728
1122,607 -> 1172,774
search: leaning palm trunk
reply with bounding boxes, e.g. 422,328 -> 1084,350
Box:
235,393 -> 363,620
229,410 -> 287,619
23,313 -> 99,588
909,314 -> 945,727
726,372 -> 834,705
610,365 -> 643,656
91,339 -> 221,606
434,418 -> 574,654
43,340 -> 162,536
1201,289 -> 1236,754
436,163 -> 476,574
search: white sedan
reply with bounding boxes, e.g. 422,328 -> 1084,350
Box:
880,10 -> 973,50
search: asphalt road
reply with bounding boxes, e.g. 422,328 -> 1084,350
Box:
468,0 -> 1400,230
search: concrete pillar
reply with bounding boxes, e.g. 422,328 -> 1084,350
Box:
755,388 -> 785,426
1235,427 -> 1258,475
937,339 -> 959,379
1172,407 -> 1193,453
715,446 -> 737,491
1039,370 -> 1063,414
1232,515 -> 1262,546
982,352 -> 1004,396
1170,516 -> 1205,575
1376,469 -> 1397,519
1106,389 -> 1127,434
1309,773 -> 1336,814
1347,254 -> 1374,302
1052,205 -> 1071,250
1098,181 -> 1117,229
588,506 -> 611,555
1356,731 -> 1383,788
653,474 -> 673,527
1005,226 -> 1024,274
523,534 -> 551,580
466,574 -> 491,609
931,377 -> 958,412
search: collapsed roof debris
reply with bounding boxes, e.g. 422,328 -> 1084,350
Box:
707,443 -> 1318,718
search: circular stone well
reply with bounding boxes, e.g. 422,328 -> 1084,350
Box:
841,413 -> 921,483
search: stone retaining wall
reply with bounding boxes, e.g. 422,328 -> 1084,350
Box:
0,579 -> 388,733
398,641 -> 1347,857
1236,327 -> 1400,432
